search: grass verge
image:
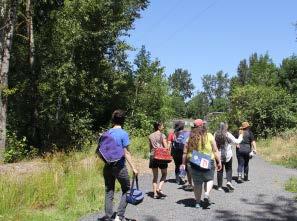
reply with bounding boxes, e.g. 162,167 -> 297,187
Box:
0,151 -> 105,221
0,136 -> 146,221
285,177 -> 297,200
257,135 -> 297,169
257,131 -> 297,199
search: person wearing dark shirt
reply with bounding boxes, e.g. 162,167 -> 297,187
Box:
236,121 -> 257,183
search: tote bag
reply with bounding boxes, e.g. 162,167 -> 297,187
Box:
189,150 -> 211,170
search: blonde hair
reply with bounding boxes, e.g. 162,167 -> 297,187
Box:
188,125 -> 208,153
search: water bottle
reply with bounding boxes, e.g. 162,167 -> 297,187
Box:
179,168 -> 186,179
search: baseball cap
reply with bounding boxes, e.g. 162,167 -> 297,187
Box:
194,119 -> 204,127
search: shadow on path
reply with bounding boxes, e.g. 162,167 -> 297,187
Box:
176,198 -> 212,209
214,194 -> 297,221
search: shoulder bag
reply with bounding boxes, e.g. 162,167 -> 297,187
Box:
189,150 -> 211,170
153,133 -> 172,163
126,174 -> 144,205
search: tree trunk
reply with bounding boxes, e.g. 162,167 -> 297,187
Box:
0,0 -> 9,67
26,0 -> 39,147
0,0 -> 18,156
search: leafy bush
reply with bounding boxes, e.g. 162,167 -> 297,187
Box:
125,113 -> 153,137
130,136 -> 150,159
4,132 -> 38,163
229,85 -> 297,137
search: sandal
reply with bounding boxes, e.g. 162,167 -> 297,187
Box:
153,194 -> 161,199
157,190 -> 167,197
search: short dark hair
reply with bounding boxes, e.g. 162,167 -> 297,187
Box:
111,109 -> 126,125
153,121 -> 163,131
174,120 -> 185,132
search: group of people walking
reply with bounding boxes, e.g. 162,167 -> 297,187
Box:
99,110 -> 257,221
148,119 -> 257,208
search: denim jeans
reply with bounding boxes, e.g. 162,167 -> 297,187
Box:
236,151 -> 250,176
103,164 -> 130,220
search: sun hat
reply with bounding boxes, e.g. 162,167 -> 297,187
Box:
194,119 -> 204,127
240,121 -> 250,129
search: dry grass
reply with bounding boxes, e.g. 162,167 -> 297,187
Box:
257,134 -> 297,168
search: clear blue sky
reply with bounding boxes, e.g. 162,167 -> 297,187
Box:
126,0 -> 297,92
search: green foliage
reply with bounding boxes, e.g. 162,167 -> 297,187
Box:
168,68 -> 195,100
205,113 -> 230,134
125,113 -> 153,137
285,177 -> 297,200
278,55 -> 297,95
232,53 -> 278,88
4,131 -> 38,163
0,154 -> 105,221
202,70 -> 229,103
248,53 -> 278,86
128,46 -> 174,133
187,92 -> 209,119
7,0 -> 149,154
230,85 -> 297,137
171,95 -> 187,118
130,136 -> 149,159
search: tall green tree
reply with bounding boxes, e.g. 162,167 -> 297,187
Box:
237,59 -> 250,86
8,0 -> 149,151
202,70 -> 229,112
278,55 -> 297,95
168,68 -> 195,100
130,46 -> 173,132
249,53 -> 278,86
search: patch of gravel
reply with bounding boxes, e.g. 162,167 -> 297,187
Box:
0,160 -> 49,176
80,150 -> 297,221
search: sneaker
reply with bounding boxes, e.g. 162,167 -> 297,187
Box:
114,216 -> 121,221
217,186 -> 223,191
195,202 -> 201,208
237,176 -> 243,183
98,216 -> 112,221
204,194 -> 210,204
226,182 -> 235,190
184,184 -> 193,191
244,174 -> 249,181
157,190 -> 167,197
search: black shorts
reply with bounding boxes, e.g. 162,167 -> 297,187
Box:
149,158 -> 168,169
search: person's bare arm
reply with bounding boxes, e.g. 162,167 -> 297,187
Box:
211,139 -> 222,171
251,141 -> 257,153
124,147 -> 138,175
162,137 -> 169,149
180,143 -> 188,170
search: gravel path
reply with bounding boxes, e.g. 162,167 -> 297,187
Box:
80,153 -> 297,221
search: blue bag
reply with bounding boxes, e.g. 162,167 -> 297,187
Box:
96,131 -> 124,164
126,175 -> 144,205
189,150 -> 211,170
172,131 -> 190,150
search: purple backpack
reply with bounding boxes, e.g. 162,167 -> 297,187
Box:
96,131 -> 124,163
